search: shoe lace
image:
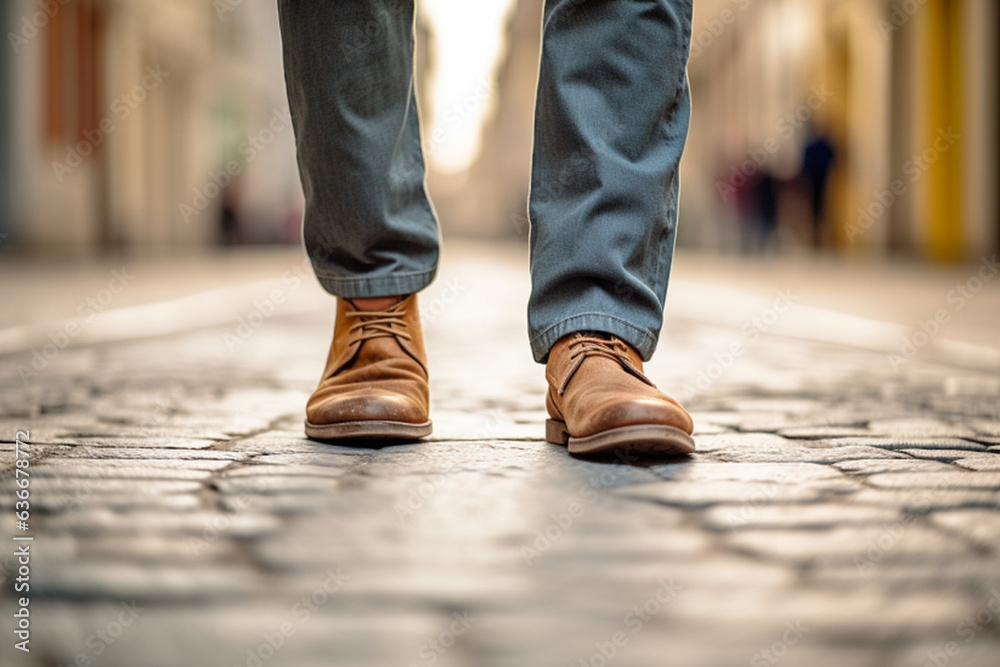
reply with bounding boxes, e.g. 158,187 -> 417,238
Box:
558,334 -> 653,396
347,305 -> 412,343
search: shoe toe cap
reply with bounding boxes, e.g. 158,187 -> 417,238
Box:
585,397 -> 694,437
307,389 -> 427,425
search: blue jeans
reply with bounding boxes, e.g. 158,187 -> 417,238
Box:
277,0 -> 692,362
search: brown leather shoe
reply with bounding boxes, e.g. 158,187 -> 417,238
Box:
545,332 -> 695,456
305,294 -> 431,441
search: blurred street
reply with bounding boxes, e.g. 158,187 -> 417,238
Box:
2,240 -> 999,667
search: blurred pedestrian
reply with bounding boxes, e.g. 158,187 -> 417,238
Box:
799,130 -> 836,248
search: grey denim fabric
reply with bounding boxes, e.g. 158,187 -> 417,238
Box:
277,0 -> 693,363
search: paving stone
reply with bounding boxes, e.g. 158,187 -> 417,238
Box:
901,448 -> 975,462
864,471 -> 1000,490
212,475 -> 345,495
47,436 -> 224,449
31,561 -> 261,600
689,432 -> 805,454
930,510 -> 1000,549
221,463 -> 351,478
33,457 -> 234,472
725,524 -> 964,564
953,453 -> 1000,472
928,395 -> 1000,418
428,410 -> 542,440
847,488 -> 1000,512
42,507 -> 282,537
218,492 -> 341,516
664,587 -> 976,639
73,534 -> 240,563
968,420 -> 1000,436
252,452 -> 365,468
822,437 -> 987,452
618,479 -> 854,508
726,398 -> 828,414
889,640 -> 1000,667
834,459 -> 959,475
778,426 -> 876,438
28,462 -> 216,481
355,441 -> 545,477
46,446 -> 249,461
651,461 -> 848,484
225,432 -> 350,455
704,503 -> 902,531
809,559 -> 998,593
0,476 -> 202,495
1,490 -> 203,513
867,418 -> 979,439
5,243 -> 1000,666
690,411 -> 749,427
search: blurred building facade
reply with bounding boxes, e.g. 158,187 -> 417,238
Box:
425,0 -> 541,238
1,0 -> 300,254
453,0 -> 998,261
680,0 -> 998,260
1,0 -> 996,261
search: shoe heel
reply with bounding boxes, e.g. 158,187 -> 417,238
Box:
545,419 -> 570,445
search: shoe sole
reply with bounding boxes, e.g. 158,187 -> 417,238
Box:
546,419 -> 695,457
305,419 -> 432,441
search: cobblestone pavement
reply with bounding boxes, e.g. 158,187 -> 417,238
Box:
2,243 -> 999,667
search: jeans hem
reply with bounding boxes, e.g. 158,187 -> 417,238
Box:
529,313 -> 658,364
313,267 -> 437,299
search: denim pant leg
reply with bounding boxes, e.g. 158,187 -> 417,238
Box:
277,0 -> 439,299
527,0 -> 693,362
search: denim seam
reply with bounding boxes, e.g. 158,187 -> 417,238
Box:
313,267 -> 435,282
313,267 -> 437,298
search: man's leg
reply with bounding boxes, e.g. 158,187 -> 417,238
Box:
277,0 -> 436,441
529,0 -> 695,456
